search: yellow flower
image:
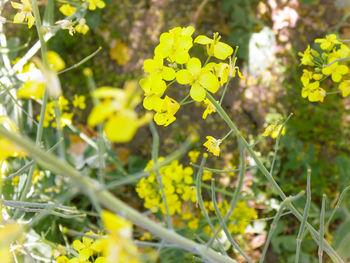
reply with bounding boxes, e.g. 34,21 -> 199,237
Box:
0,117 -> 26,161
176,57 -> 220,102
0,223 -> 21,263
262,124 -> 286,139
315,34 -> 341,51
143,56 -> 176,81
109,40 -> 130,65
73,95 -> 86,109
75,18 -> 89,35
205,62 -> 244,85
59,4 -> 76,16
153,96 -> 180,126
298,45 -> 319,66
17,80 -> 45,100
56,256 -> 69,263
194,33 -> 233,60
188,218 -> 199,230
202,98 -> 216,119
88,86 -> 152,143
339,80 -> 350,97
101,211 -> 139,263
301,80 -> 326,102
154,26 -> 195,64
47,51 -> 66,72
11,0 -> 35,29
322,62 -> 348,82
188,150 -> 200,163
85,0 -> 106,10
203,136 -> 221,156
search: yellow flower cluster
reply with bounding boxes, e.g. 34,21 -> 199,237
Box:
299,34 -> 350,102
87,81 -> 152,143
203,200 -> 257,235
136,158 -> 196,215
56,211 -> 139,263
57,4 -> 91,35
37,95 -> 84,128
140,26 -> 243,126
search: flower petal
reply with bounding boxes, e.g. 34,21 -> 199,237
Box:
190,83 -> 206,102
213,42 -> 233,60
176,69 -> 192,84
194,35 -> 212,45
162,66 -> 175,81
104,112 -> 138,142
13,12 -> 25,24
199,72 -> 220,93
187,57 -> 201,76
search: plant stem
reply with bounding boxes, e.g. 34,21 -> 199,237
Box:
149,122 -> 173,230
206,93 -> 344,263
0,127 -> 237,263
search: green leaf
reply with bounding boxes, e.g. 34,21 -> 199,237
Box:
333,219 -> 350,261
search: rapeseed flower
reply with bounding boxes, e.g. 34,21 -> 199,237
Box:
202,98 -> 217,119
88,85 -> 152,142
154,26 -> 195,64
298,45 -> 319,66
322,62 -> 348,82
339,80 -> 350,97
203,136 -> 221,156
75,18 -> 89,35
315,34 -> 341,51
194,32 -> 233,60
176,57 -> 220,101
136,159 -> 195,215
101,211 -> 139,263
11,0 -> 35,29
73,94 -> 86,109
86,0 -> 106,11
59,4 -> 76,16
153,96 -> 180,126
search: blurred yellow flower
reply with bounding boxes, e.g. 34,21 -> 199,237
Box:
86,0 -> 106,11
322,62 -> 348,83
109,40 -> 130,65
88,85 -> 152,142
11,0 -> 35,29
262,124 -> 286,139
315,34 -> 340,51
59,4 -> 76,16
75,18 -> 89,35
339,80 -> 350,97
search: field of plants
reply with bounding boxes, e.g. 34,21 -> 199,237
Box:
1,0 -> 350,262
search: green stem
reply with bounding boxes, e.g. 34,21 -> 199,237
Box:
206,93 -> 343,263
149,122 -> 173,230
0,127 -> 237,263
325,185 -> 350,230
260,192 -> 304,263
195,156 -> 228,255
319,194 -> 326,263
210,179 -> 251,263
58,47 -> 102,74
295,167 -> 312,263
207,141 -> 245,247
